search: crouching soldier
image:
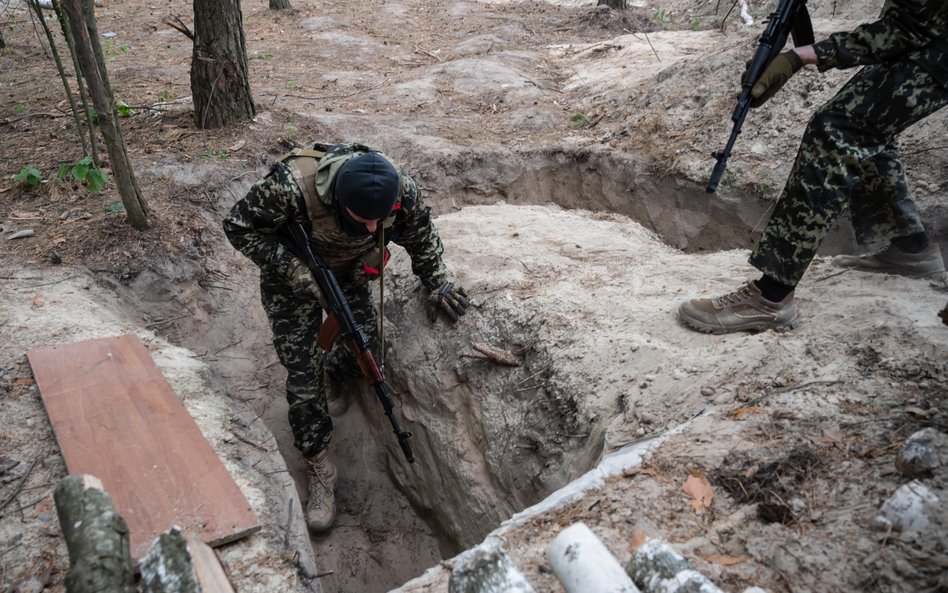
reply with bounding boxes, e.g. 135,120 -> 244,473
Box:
223,142 -> 469,532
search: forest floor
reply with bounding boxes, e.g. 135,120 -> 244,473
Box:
1,0 -> 947,592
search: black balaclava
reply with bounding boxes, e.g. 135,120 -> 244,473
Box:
333,152 -> 399,237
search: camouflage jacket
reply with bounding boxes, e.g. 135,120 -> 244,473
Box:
223,145 -> 448,291
813,0 -> 948,88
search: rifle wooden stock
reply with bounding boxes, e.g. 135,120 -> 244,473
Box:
317,315 -> 341,352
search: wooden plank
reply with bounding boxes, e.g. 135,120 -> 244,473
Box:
28,334 -> 259,559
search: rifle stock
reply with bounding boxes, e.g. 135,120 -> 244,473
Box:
706,0 -> 812,193
288,223 -> 416,463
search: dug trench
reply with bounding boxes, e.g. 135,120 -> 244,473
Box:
100,145 -> 945,593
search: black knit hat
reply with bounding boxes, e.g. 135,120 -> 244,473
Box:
334,152 -> 399,219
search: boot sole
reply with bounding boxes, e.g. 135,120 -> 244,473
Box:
678,310 -> 797,335
831,261 -> 946,278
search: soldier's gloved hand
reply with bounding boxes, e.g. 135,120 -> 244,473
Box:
426,282 -> 469,323
287,257 -> 322,300
748,49 -> 803,108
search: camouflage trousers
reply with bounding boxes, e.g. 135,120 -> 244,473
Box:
750,58 -> 948,286
260,270 -> 379,458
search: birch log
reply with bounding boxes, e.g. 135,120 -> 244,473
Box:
549,522 -> 639,593
626,539 -> 726,593
53,475 -> 135,593
140,527 -> 236,593
448,537 -> 537,593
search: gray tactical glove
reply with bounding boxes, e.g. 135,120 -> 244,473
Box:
427,282 -> 470,323
287,257 -> 323,302
748,49 -> 804,108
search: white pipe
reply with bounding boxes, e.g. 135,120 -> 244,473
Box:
549,522 -> 640,593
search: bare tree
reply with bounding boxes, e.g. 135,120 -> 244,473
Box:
191,0 -> 255,128
269,0 -> 292,9
59,0 -> 149,230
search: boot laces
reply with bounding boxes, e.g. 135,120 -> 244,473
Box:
715,284 -> 753,307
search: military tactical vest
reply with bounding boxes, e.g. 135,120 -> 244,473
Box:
281,144 -> 400,278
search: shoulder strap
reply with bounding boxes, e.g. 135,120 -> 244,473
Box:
282,147 -> 327,222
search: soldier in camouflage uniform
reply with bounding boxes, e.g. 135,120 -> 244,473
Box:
680,0 -> 947,334
223,143 -> 469,532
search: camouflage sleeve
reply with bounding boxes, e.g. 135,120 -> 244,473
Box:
222,163 -> 308,280
812,0 -> 948,71
389,172 -> 448,292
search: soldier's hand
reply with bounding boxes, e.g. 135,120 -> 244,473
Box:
427,282 -> 469,323
287,257 -> 322,300
749,50 -> 803,108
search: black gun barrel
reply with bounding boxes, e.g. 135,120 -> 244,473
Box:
288,223 -> 416,463
706,0 -> 809,193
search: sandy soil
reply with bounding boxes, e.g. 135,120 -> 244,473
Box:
1,0 -> 947,592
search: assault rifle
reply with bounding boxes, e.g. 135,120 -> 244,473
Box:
706,0 -> 814,193
288,222 -> 415,463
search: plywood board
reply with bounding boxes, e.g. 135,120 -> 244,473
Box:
28,334 -> 259,559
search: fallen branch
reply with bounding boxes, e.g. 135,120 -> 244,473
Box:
140,528 -> 236,593
0,458 -> 38,513
468,342 -> 523,367
54,475 -> 135,593
1,112 -> 65,126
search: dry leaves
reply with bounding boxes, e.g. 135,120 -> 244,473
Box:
729,405 -> 763,419
682,470 -> 714,514
628,530 -> 649,554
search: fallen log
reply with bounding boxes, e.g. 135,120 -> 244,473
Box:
448,537 -> 537,593
626,538 -> 726,593
53,475 -> 135,593
140,527 -> 236,593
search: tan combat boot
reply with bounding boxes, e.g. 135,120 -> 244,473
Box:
678,281 -> 798,334
305,449 -> 337,533
831,242 -> 945,278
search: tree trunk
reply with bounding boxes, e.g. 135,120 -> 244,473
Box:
53,475 -> 135,593
59,0 -> 149,230
597,0 -> 628,8
191,0 -> 256,129
0,28 -> 5,49
269,0 -> 292,9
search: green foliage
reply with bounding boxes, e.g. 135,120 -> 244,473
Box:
12,105 -> 28,115
689,18 -> 701,30
71,156 -> 109,192
568,113 -> 591,128
102,40 -> 132,58
157,90 -> 173,103
283,122 -> 297,141
250,51 -> 273,60
653,8 -> 671,24
285,80 -> 299,89
115,100 -> 136,117
14,167 -> 43,188
103,203 -> 126,213
200,150 -> 230,160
